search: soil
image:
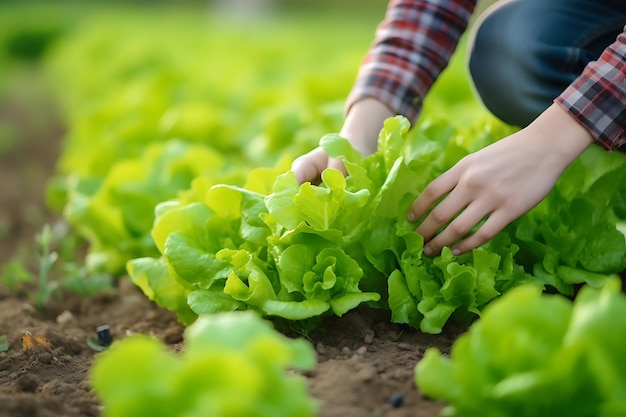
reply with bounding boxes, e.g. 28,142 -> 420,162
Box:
0,282 -> 461,417
0,66 -> 459,417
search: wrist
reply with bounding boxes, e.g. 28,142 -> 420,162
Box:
340,98 -> 395,156
525,103 -> 595,167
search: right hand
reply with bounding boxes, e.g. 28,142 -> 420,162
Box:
291,98 -> 394,184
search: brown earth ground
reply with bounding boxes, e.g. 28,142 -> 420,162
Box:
0,66 -> 460,417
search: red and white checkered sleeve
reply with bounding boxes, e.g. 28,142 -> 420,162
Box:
555,26 -> 626,151
345,0 -> 476,122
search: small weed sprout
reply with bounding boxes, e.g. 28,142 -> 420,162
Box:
32,223 -> 59,309
1,221 -> 114,309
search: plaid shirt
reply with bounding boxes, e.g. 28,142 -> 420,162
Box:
347,0 -> 626,151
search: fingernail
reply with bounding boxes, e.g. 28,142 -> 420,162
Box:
423,246 -> 433,256
407,211 -> 416,222
452,248 -> 461,256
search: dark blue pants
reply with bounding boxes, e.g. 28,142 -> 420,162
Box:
468,0 -> 626,132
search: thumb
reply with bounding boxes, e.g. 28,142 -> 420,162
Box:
291,147 -> 329,184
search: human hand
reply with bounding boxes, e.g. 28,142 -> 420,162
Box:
291,147 -> 346,184
291,98 -> 394,184
408,103 -> 595,256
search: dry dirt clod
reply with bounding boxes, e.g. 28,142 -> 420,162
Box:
15,373 -> 39,392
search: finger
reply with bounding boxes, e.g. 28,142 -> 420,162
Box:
291,147 -> 328,184
421,201 -> 491,256
450,209 -> 511,255
327,156 -> 347,176
408,168 -> 460,222
415,186 -> 471,242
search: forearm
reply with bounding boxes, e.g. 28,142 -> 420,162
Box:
345,0 -> 476,122
340,98 -> 395,156
525,103 -> 595,168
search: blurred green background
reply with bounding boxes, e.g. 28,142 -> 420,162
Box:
0,0 -> 387,265
0,0 -> 494,267
0,0 -> 386,65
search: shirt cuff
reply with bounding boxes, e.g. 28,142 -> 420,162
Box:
554,27 -> 626,151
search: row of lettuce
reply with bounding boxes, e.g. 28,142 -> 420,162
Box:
41,8 -> 626,417
44,8 -> 626,334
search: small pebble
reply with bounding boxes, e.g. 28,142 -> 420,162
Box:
21,304 -> 36,315
363,332 -> 374,344
37,352 -> 53,364
315,342 -> 326,355
356,346 -> 367,355
56,310 -> 75,325
389,393 -> 404,408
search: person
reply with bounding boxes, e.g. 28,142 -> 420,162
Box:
291,0 -> 626,257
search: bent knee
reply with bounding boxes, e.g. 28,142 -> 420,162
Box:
467,0 -> 575,126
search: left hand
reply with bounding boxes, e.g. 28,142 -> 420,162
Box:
407,103 -> 595,256
292,98 -> 392,185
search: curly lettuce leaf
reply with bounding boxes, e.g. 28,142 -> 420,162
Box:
129,162 -> 380,323
389,236 -> 533,334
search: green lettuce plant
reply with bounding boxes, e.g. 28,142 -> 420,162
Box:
63,139 -> 242,274
416,278 -> 626,417
127,116 -> 532,332
128,112 -> 625,333
90,311 -> 318,417
127,162 -> 383,325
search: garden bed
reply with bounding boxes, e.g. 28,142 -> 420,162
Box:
2,5 -> 626,417
0,70 -> 459,417
0,281 -> 462,417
